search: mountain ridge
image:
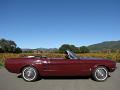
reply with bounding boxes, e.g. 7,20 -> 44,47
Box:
21,40 -> 120,52
88,40 -> 120,51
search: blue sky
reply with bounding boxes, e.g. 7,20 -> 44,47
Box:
0,0 -> 120,48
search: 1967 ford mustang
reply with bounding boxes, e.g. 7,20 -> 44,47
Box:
5,50 -> 116,82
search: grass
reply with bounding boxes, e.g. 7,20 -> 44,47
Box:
0,53 -> 120,67
0,62 -> 4,69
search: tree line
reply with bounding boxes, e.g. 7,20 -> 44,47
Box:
0,38 -> 90,53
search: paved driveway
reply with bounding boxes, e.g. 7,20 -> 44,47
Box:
0,63 -> 120,90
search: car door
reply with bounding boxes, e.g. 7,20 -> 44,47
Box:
66,59 -> 91,76
42,58 -> 88,76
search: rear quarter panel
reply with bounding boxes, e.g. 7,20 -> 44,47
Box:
5,58 -> 37,74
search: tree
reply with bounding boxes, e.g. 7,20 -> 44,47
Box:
0,38 -> 22,53
15,47 -> 22,53
0,39 -> 14,52
0,48 -> 4,53
59,44 -> 79,53
79,46 -> 90,53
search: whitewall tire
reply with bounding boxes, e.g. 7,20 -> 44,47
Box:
92,66 -> 108,82
22,66 -> 38,82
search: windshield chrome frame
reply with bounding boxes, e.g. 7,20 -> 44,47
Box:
66,50 -> 79,59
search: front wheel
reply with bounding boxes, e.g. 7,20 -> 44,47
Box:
22,66 -> 38,82
92,66 -> 108,82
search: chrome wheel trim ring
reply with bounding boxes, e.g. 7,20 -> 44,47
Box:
22,67 -> 36,81
95,67 -> 108,81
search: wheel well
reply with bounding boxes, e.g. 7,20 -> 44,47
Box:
19,65 -> 38,73
96,65 -> 110,72
19,65 -> 30,73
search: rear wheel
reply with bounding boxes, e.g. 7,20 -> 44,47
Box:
22,66 -> 38,82
92,66 -> 108,82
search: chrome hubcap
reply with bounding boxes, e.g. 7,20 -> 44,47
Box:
95,68 -> 107,81
23,67 -> 36,81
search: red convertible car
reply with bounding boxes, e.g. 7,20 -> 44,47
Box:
5,50 -> 116,82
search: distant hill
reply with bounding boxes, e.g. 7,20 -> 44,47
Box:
88,40 -> 120,51
36,48 -> 58,51
22,41 -> 120,53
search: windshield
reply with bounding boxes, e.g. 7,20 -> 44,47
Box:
66,50 -> 79,59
